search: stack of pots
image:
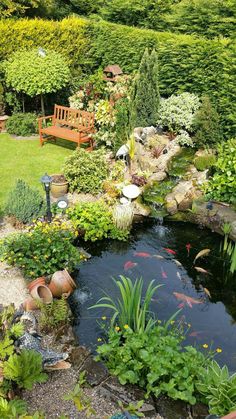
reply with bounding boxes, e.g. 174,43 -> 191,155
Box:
23,270 -> 76,311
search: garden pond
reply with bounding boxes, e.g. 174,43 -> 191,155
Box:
69,220 -> 236,371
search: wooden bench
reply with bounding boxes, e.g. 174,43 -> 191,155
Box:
38,105 -> 95,151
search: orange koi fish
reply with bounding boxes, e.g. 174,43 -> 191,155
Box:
134,252 -> 151,258
163,248 -> 176,255
173,292 -> 203,308
124,261 -> 137,271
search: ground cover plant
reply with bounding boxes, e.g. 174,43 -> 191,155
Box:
67,200 -> 130,242
6,113 -> 37,137
0,134 -> 73,207
0,218 -> 81,279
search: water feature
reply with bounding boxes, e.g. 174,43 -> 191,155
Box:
69,220 -> 236,371
142,148 -> 196,217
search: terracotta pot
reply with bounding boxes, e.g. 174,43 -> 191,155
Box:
23,296 -> 39,311
50,174 -> 69,198
48,269 -> 76,298
27,277 -> 46,293
30,284 -> 53,304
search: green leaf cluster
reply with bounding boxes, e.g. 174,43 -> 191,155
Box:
6,113 -> 37,137
193,154 -> 216,171
0,219 -> 81,279
63,148 -> 108,194
196,360 -> 236,416
96,324 -> 207,405
3,350 -> 47,390
5,179 -> 44,224
0,397 -> 27,419
67,200 -> 129,242
205,138 -> 236,204
37,296 -> 70,332
4,49 -> 70,97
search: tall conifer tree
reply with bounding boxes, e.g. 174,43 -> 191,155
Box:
132,48 -> 160,127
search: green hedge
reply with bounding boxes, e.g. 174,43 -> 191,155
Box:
0,17 -> 235,137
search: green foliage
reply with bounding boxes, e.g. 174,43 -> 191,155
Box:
63,148 -> 108,194
0,0 -> 42,18
114,97 -> 132,153
6,113 -> 37,137
193,96 -> 222,149
196,360 -> 236,416
0,219 -> 81,279
0,18 -> 235,137
67,200 -> 129,242
205,138 -> 236,204
0,397 -> 27,419
176,130 -> 194,147
193,154 -> 216,171
64,371 -> 96,417
0,82 -> 5,116
132,49 -> 160,127
90,276 -> 162,333
3,349 -> 47,390
38,296 -> 69,332
5,179 -> 44,224
221,235 -> 236,275
96,323 -> 207,404
158,92 -> 200,134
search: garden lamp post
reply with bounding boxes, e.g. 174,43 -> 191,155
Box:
41,173 -> 52,222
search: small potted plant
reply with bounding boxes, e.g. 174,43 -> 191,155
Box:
50,174 -> 69,198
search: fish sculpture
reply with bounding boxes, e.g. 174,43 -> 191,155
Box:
124,261 -> 137,271
194,266 -> 211,274
193,249 -> 211,264
163,248 -> 176,255
134,252 -> 151,258
173,292 -> 203,308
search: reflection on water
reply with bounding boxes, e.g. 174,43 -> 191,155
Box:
69,220 -> 236,370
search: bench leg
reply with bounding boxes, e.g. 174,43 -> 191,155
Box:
39,131 -> 44,146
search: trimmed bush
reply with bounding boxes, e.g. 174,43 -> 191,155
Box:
6,113 -> 37,136
63,148 -> 109,194
5,179 -> 44,224
0,18 -> 235,137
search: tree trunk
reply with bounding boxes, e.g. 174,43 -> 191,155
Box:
22,94 -> 25,113
41,94 -> 45,116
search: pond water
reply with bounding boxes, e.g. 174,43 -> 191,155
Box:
69,221 -> 236,371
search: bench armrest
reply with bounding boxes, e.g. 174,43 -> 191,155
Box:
38,115 -> 54,130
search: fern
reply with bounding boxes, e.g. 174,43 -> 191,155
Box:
0,336 -> 14,361
38,296 -> 69,331
0,397 -> 27,419
3,350 -> 48,390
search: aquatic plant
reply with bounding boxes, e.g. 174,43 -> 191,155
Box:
90,276 -> 162,333
220,235 -> 236,275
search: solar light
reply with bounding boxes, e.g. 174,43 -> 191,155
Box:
40,173 -> 52,222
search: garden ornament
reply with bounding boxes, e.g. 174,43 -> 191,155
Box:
116,144 -> 130,166
122,184 -> 141,200
13,310 -> 69,368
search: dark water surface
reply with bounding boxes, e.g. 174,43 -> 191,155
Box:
70,221 -> 236,370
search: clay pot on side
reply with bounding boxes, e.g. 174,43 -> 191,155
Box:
27,277 -> 46,294
30,285 -> 53,304
48,269 -> 76,298
23,296 -> 39,311
50,174 -> 69,198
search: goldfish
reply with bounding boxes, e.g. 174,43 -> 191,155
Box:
153,254 -> 164,260
189,331 -> 203,337
124,261 -> 137,271
173,292 -> 203,308
186,243 -> 191,256
161,267 -> 167,279
193,249 -> 211,264
176,271 -> 182,280
194,266 -> 211,275
177,303 -> 185,308
134,252 -> 151,258
203,287 -> 211,298
173,259 -> 183,267
163,248 -> 176,255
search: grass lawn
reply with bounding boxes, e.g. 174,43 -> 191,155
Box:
0,133 -> 76,207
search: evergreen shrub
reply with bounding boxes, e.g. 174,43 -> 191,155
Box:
194,154 -> 216,171
6,112 -> 37,136
5,179 -> 44,224
193,96 -> 222,149
63,148 -> 108,194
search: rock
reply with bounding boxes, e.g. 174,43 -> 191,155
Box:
100,376 -> 156,417
133,200 -> 151,217
155,395 -> 189,419
191,402 -> 209,418
69,345 -> 90,369
149,172 -> 167,182
81,356 -> 109,386
67,192 -> 100,206
165,196 -> 178,215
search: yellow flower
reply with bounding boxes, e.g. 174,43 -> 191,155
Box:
202,344 -> 208,349
188,323 -> 191,328
30,271 -> 35,275
115,326 -> 120,332
97,338 -> 102,342
101,316 -> 107,320
124,324 -> 129,329
216,348 -> 222,353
